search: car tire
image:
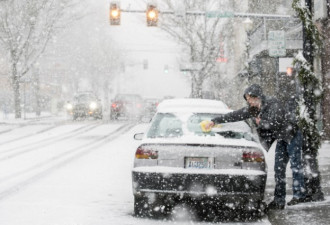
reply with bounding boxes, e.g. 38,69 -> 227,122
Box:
250,201 -> 267,219
134,196 -> 151,217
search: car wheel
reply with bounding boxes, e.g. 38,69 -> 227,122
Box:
134,195 -> 172,218
249,200 -> 267,219
134,196 -> 152,217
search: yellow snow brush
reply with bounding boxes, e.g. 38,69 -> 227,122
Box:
200,120 -> 213,133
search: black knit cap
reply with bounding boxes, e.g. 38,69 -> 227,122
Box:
243,84 -> 264,100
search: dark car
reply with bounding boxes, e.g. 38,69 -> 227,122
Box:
110,94 -> 144,120
72,92 -> 103,120
132,98 -> 267,219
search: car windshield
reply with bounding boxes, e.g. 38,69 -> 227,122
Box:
147,112 -> 256,141
75,95 -> 96,103
147,113 -> 183,138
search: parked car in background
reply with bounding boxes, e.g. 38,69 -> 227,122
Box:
110,94 -> 144,120
71,92 -> 103,120
132,98 -> 267,219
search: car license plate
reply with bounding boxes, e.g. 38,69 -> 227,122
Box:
185,157 -> 214,169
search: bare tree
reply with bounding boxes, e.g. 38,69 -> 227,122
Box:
86,38 -> 124,112
160,0 -> 224,98
0,0 -> 81,118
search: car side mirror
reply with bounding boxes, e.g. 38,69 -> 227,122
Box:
134,133 -> 144,140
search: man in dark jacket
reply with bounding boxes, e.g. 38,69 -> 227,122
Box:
205,84 -> 306,209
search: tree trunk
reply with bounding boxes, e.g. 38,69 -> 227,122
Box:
12,64 -> 21,119
33,71 -> 41,116
190,73 -> 203,98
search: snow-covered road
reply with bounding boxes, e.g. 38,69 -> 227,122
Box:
0,119 -> 273,224
1,118 -> 329,224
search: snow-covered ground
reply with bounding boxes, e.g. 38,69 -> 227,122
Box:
0,114 -> 329,225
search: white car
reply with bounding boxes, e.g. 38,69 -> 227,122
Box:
132,98 -> 267,219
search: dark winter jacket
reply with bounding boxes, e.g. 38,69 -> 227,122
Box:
211,84 -> 298,150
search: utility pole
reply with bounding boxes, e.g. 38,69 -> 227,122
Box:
302,0 -> 324,202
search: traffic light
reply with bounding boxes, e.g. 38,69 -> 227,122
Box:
109,2 -> 120,25
146,4 -> 158,26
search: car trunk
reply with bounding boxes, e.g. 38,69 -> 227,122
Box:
135,143 -> 265,171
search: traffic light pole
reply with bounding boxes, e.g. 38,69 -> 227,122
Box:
110,1 -> 293,26
120,9 -> 291,19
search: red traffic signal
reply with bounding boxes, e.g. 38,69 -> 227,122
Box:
110,2 -> 120,25
146,4 -> 158,26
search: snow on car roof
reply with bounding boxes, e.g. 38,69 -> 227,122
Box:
157,98 -> 230,113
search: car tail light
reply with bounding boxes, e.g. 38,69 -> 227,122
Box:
111,103 -> 117,108
135,146 -> 158,159
242,150 -> 264,163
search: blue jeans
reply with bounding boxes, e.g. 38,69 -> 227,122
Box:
274,130 -> 305,205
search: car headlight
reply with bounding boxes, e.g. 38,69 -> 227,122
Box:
66,104 -> 73,110
89,102 -> 98,110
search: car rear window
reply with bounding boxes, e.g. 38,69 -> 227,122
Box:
147,112 -> 256,142
147,113 -> 183,138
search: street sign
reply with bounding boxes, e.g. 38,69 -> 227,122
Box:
206,11 -> 234,18
268,30 -> 286,57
